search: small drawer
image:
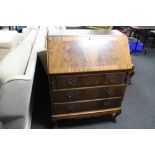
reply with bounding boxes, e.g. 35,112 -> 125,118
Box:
52,97 -> 122,114
51,72 -> 127,89
52,85 -> 126,103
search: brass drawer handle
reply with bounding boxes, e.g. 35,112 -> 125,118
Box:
97,102 -> 109,107
103,102 -> 109,106
106,88 -> 113,96
109,76 -> 117,82
67,91 -> 74,98
66,79 -> 74,86
67,105 -> 74,111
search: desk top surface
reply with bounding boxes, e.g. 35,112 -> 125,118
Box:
47,30 -> 132,74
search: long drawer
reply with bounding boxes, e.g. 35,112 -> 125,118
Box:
50,72 -> 127,89
52,97 -> 122,114
52,85 -> 126,103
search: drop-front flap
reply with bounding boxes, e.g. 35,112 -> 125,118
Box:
47,30 -> 132,74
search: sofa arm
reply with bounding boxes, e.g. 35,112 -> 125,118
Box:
0,75 -> 31,87
0,76 -> 32,119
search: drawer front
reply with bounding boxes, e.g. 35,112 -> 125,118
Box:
52,85 -> 126,103
52,98 -> 122,114
51,72 -> 127,89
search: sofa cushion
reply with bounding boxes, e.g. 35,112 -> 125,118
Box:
0,42 -> 32,86
33,27 -> 47,73
0,30 -> 32,62
33,27 -> 47,51
17,30 -> 30,43
22,29 -> 38,47
0,49 -> 11,61
0,31 -> 18,48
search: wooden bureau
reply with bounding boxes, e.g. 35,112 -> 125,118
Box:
47,30 -> 132,124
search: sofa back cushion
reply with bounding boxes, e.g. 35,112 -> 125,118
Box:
0,31 -> 19,61
0,41 -> 32,86
25,27 -> 47,77
33,27 -> 47,51
0,31 -> 18,48
22,29 -> 38,46
0,49 -> 11,61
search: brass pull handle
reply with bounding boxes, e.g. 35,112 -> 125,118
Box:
97,102 -> 109,107
109,76 -> 117,82
103,102 -> 109,106
67,105 -> 74,111
66,79 -> 74,86
106,88 -> 112,96
67,91 -> 74,98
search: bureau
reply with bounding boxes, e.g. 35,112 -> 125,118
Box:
47,29 -> 132,125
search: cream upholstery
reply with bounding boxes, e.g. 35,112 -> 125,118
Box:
32,27 -> 48,74
0,31 -> 18,48
0,28 -> 35,62
0,42 -> 32,86
0,31 -> 19,61
0,29 -> 38,86
0,49 -> 11,61
22,29 -> 38,46
0,27 -> 48,129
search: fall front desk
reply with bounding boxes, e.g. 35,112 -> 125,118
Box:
47,30 -> 132,125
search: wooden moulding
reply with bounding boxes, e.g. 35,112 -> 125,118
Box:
52,107 -> 121,120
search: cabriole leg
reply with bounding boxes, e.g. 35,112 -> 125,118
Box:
112,110 -> 122,123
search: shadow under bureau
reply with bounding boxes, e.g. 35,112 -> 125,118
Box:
47,29 -> 132,125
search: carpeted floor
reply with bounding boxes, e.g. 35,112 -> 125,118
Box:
31,49 -> 155,129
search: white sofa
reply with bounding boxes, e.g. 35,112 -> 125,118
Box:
0,27 -> 47,128
0,30 -> 19,61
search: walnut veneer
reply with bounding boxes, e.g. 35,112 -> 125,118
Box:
47,29 -> 132,123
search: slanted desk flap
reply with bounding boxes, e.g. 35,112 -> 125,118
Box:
47,30 -> 132,74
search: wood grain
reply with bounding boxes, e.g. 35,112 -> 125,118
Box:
52,97 -> 122,114
47,30 -> 132,123
52,84 -> 126,103
47,30 -> 132,74
50,72 -> 127,89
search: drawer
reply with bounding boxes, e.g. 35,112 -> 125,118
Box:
50,72 -> 127,89
52,85 -> 126,103
52,97 -> 122,114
